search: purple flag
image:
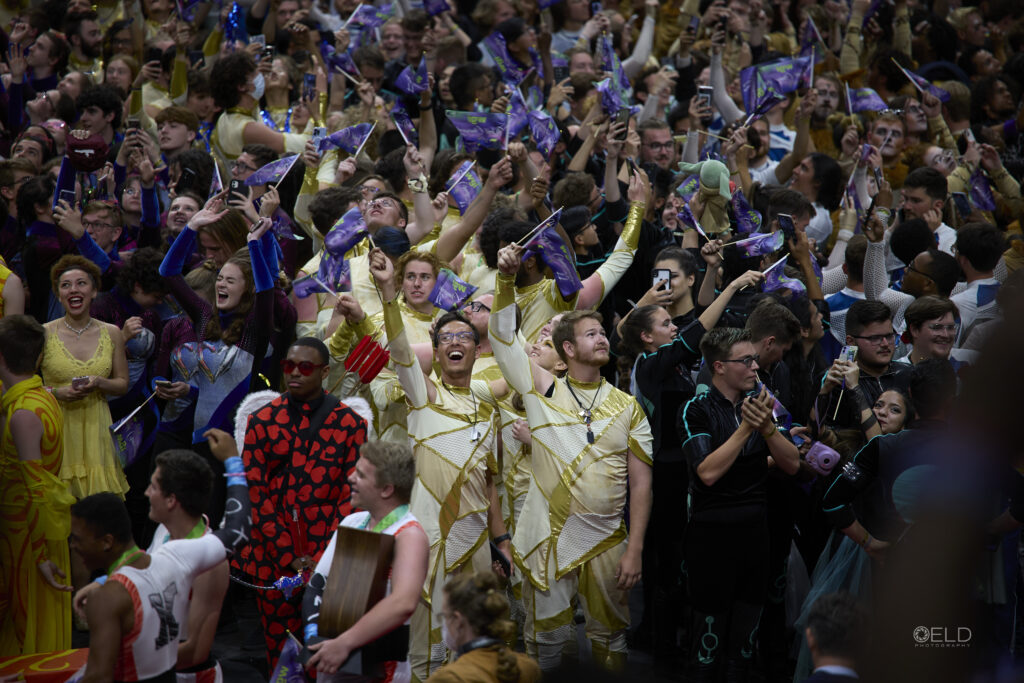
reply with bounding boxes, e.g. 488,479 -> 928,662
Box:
394,55 -> 429,96
676,205 -> 709,239
862,0 -> 884,26
798,17 -> 825,60
675,174 -> 699,202
445,110 -> 508,152
731,188 -> 761,234
317,254 -> 352,293
445,161 -> 482,214
506,87 -> 530,139
532,227 -> 582,297
484,31 -> 529,85
391,100 -> 419,146
969,168 -> 997,212
598,33 -> 631,98
897,64 -> 951,103
538,0 -> 562,7
244,154 -> 299,186
731,230 -> 783,257
346,3 -> 393,29
754,56 -> 811,98
849,87 -> 888,113
739,65 -> 760,113
528,109 -> 560,158
763,259 -> 806,297
324,206 -> 368,257
595,77 -> 623,116
429,268 -> 478,310
423,0 -> 448,16
110,407 -> 146,468
293,273 -> 332,298
268,638 -> 306,683
320,122 -> 375,154
208,166 -> 223,199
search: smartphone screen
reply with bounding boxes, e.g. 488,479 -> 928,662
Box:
251,34 -> 266,48
303,73 -> 317,101
689,14 -> 701,32
697,86 -> 713,110
777,213 -> 796,241
177,169 -> 196,193
652,268 -> 671,291
59,189 -> 76,205
951,192 -> 971,218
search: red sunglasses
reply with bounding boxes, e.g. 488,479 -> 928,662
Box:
280,359 -> 326,375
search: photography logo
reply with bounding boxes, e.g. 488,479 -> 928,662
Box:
913,626 -> 972,648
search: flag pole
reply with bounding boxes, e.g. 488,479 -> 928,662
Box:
392,114 -> 411,145
845,82 -> 853,117
274,154 -> 302,189
448,160 -> 476,189
516,206 -> 564,246
353,121 -> 377,158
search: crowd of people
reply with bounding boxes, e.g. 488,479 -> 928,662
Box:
0,0 -> 1023,681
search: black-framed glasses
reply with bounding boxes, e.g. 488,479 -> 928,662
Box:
905,264 -> 934,282
719,354 -> 759,368
464,301 -> 490,313
643,141 -> 674,151
231,160 -> 258,173
437,331 -> 475,344
280,359 -> 326,375
850,332 -> 897,346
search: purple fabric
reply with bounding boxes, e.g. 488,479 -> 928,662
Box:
445,110 -> 508,152
731,188 -> 762,234
528,109 -> 560,157
445,160 -> 483,214
732,230 -> 783,257
391,99 -> 419,146
346,3 -> 393,29
319,123 -> 374,154
429,268 -> 478,310
244,154 -> 299,186
323,206 -> 368,257
849,87 -> 888,113
969,168 -> 997,212
394,55 -> 429,96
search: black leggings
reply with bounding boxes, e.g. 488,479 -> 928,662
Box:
684,517 -> 769,671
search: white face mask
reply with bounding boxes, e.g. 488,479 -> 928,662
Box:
250,72 -> 265,101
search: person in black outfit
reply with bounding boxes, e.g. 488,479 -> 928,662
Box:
679,327 -> 801,682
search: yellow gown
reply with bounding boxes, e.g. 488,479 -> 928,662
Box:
40,327 -> 129,499
0,376 -> 73,655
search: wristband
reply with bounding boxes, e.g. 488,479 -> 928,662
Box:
763,424 -> 778,438
95,574 -> 108,585
224,456 -> 245,475
493,533 -> 511,544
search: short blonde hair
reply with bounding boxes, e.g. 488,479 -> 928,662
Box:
359,441 -> 415,503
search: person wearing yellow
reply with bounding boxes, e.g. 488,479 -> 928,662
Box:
0,256 -> 25,317
368,247 -> 512,682
0,315 -> 75,656
489,244 -> 654,672
40,255 -> 130,499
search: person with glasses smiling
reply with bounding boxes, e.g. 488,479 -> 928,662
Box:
819,300 -> 911,432
679,327 -> 800,683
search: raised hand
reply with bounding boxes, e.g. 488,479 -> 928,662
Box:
497,243 -> 524,277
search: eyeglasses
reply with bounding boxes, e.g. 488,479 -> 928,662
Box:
280,359 -> 326,375
437,331 -> 475,344
231,160 -> 258,173
905,264 -> 934,282
122,187 -> 139,196
83,220 -> 116,230
719,354 -> 759,368
851,332 -> 897,346
368,198 -> 396,210
643,141 -> 674,151
359,185 -> 381,196
464,301 -> 490,313
925,323 -> 958,333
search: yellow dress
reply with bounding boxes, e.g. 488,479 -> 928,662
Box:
0,259 -> 10,317
41,326 -> 129,499
0,375 -> 73,656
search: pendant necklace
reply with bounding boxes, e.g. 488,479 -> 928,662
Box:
565,377 -> 603,444
63,318 -> 93,337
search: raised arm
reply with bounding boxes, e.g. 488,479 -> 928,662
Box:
373,248 -> 433,406
435,156 -> 513,264
773,90 -> 816,184
490,245 -> 554,396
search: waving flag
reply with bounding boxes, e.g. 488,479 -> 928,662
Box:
317,254 -> 352,293
894,62 -> 951,103
244,154 -> 299,186
324,206 -> 368,258
484,31 -> 529,86
798,16 -> 825,60
598,33 -> 631,99
538,0 -> 562,7
730,230 -> 783,257
429,268 -> 478,310
394,54 -> 429,96
268,637 -> 307,683
675,174 -> 699,202
530,227 -> 582,297
528,109 -> 560,157
755,56 -> 811,97
446,110 -> 508,152
595,77 -> 624,116
731,188 -> 761,234
506,87 -> 530,140
445,160 -> 483,214
293,273 -> 333,298
345,3 -> 393,29
762,258 -> 806,297
320,122 -> 375,154
423,0 -> 449,16
849,87 -> 888,113
969,168 -> 997,212
391,100 -> 419,146
676,205 -> 709,239
209,165 -> 223,199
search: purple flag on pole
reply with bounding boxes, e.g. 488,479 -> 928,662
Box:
209,166 -> 223,199
394,55 -> 429,96
224,2 -> 246,44
507,87 -> 530,139
244,154 -> 299,186
532,227 -> 582,297
529,109 -> 560,158
324,206 -> 368,258
731,230 -> 784,257
755,56 -> 811,98
676,205 -> 709,239
446,110 -> 508,152
595,77 -> 624,116
675,174 -> 699,202
320,123 -> 375,154
317,254 -> 352,293
484,32 -> 529,85
391,100 -> 419,145
268,638 -> 307,683
346,3 -> 393,29
731,188 -> 761,234
969,168 -> 997,212
897,64 -> 951,103
739,65 -> 761,113
429,268 -> 478,310
762,258 -> 807,297
849,87 -> 888,113
445,161 -> 482,214
423,0 -> 448,16
293,273 -> 332,298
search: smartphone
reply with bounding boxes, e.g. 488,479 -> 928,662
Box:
250,34 -> 266,48
777,213 -> 796,242
188,50 -> 205,66
127,116 -> 140,131
688,14 -> 701,32
951,191 -> 972,219
590,1 -> 602,15
59,189 -> 76,206
145,46 -> 163,64
626,157 -> 640,175
177,168 -> 196,193
262,46 -> 275,61
963,128 -> 976,144
697,85 -> 713,110
311,126 -> 327,149
303,73 -> 317,101
552,64 -> 569,82
71,376 -> 90,390
154,379 -> 174,388
489,540 -> 511,577
653,268 -> 671,291
840,345 -> 858,363
870,166 -> 883,188
791,433 -> 806,446
228,178 -> 245,200
615,108 -> 630,141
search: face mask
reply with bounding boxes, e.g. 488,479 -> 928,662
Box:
250,72 -> 265,101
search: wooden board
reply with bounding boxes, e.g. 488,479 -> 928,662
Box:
318,525 -> 395,639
